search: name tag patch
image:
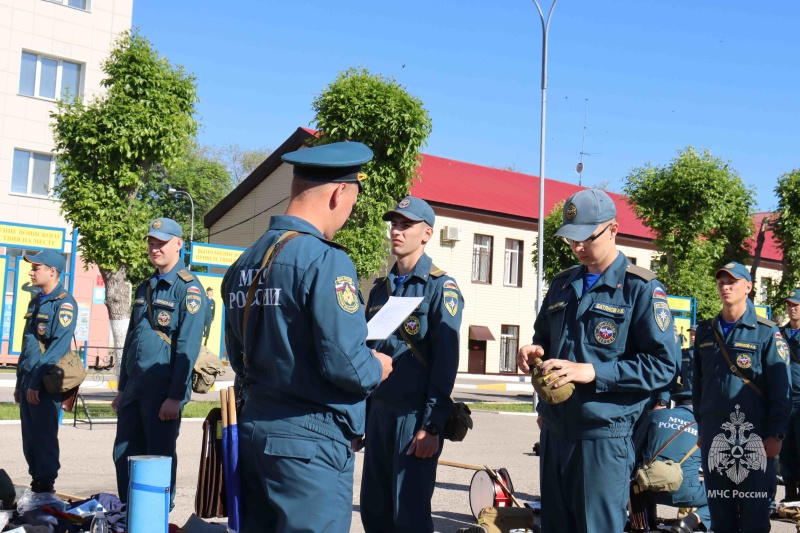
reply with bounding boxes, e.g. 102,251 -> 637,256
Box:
733,342 -> 756,351
591,303 -> 626,316
154,299 -> 176,310
548,301 -> 567,312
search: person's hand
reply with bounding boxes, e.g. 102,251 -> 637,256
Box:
26,389 -> 40,405
697,436 -> 702,448
517,345 -> 545,373
373,350 -> 393,382
158,398 -> 181,421
111,392 -> 123,413
407,429 -> 439,459
352,437 -> 366,452
538,359 -> 596,387
764,436 -> 782,458
652,403 -> 667,410
13,389 -> 20,404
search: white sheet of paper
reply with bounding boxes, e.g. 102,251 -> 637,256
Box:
366,296 -> 424,340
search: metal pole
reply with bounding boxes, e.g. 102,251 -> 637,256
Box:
170,189 -> 195,242
532,0 -> 558,315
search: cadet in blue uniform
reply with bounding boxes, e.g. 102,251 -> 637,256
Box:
693,262 -> 791,532
360,196 -> 463,533
112,218 -> 205,510
517,189 -> 677,533
222,142 -> 393,533
632,390 -> 711,533
203,287 -> 215,346
15,249 -> 77,494
779,290 -> 800,502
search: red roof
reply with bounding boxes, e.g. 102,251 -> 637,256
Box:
411,154 -> 782,262
748,213 -> 781,262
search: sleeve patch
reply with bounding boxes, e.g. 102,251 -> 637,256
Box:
335,276 -> 359,314
777,339 -> 789,361
186,294 -> 202,314
443,280 -> 459,291
58,309 -> 73,327
443,290 -> 459,316
653,301 -> 671,332
652,287 -> 667,300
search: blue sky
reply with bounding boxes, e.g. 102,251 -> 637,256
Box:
132,1 -> 799,212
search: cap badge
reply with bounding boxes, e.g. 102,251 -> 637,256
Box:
398,198 -> 411,209
152,220 -> 163,230
357,172 -> 368,183
725,262 -> 735,268
565,203 -> 577,220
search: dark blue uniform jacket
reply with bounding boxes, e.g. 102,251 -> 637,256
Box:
782,325 -> 800,412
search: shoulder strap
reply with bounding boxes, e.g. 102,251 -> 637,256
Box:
712,318 -> 767,401
429,264 -> 446,278
553,265 -> 578,281
626,263 -> 657,281
647,421 -> 697,467
678,444 -> 699,465
757,315 -> 776,327
146,284 -> 173,347
177,269 -> 195,283
242,231 -> 303,367
384,278 -> 431,372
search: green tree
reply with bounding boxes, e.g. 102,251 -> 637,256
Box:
769,169 -> 800,311
530,201 -> 576,284
624,146 -> 755,319
51,29 -> 198,350
311,67 -> 433,278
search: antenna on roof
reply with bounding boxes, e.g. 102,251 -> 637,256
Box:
576,98 -> 588,186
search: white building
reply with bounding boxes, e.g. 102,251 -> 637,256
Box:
204,127 -> 785,375
0,0 -> 133,361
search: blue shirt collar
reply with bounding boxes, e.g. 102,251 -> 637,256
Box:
715,300 -> 758,331
39,282 -> 65,303
149,261 -> 183,288
389,253 -> 433,284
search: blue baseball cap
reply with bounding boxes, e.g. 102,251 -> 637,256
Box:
146,218 -> 183,241
554,189 -> 617,242
786,289 -> 800,304
382,196 -> 435,227
282,141 -> 373,192
23,249 -> 66,274
715,261 -> 751,283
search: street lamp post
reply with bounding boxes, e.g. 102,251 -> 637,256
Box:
168,187 -> 195,242
532,0 -> 558,315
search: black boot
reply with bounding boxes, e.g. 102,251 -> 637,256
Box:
670,511 -> 700,533
784,482 -> 799,502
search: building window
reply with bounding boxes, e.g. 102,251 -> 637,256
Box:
759,277 -> 770,304
504,239 -> 523,287
12,149 -> 61,197
44,0 -> 89,10
627,256 -> 637,265
472,234 -> 492,283
500,325 -> 519,373
19,52 -> 83,100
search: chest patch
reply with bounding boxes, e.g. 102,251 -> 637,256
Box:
443,290 -> 459,317
335,276 -> 359,314
594,321 -> 617,345
736,353 -> 752,369
653,301 -> 671,332
37,322 -> 46,336
404,315 -> 421,336
157,310 -> 171,327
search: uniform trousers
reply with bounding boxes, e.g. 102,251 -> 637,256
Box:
779,409 -> 800,491
360,399 -> 443,533
643,482 -> 711,526
19,376 -> 62,487
238,403 -> 355,533
112,388 -> 182,509
539,427 -> 634,533
700,419 -> 774,533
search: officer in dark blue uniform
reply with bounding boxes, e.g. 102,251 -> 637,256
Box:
677,324 -> 697,393
360,196 -> 463,533
222,141 -> 393,533
517,189 -> 677,533
632,390 -> 711,533
15,249 -> 77,494
779,289 -> 800,502
203,287 -> 215,346
693,262 -> 790,532
112,218 -> 205,510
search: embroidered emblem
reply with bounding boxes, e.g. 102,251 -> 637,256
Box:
37,322 -> 46,335
187,286 -> 201,294
186,294 -> 201,315
699,341 -> 714,349
443,280 -> 459,291
61,302 -> 74,311
736,353 -> 752,369
594,321 -> 617,345
398,198 -> 411,208
565,203 -> 577,220
777,339 -> 789,361
652,287 -> 667,300
58,310 -> 73,327
776,332 -> 783,339
157,310 -> 171,326
335,276 -> 359,314
152,219 -> 163,229
725,262 -> 735,268
548,301 -> 567,312
443,290 -> 459,316
708,405 -> 766,484
654,301 -> 671,332
404,315 -> 421,335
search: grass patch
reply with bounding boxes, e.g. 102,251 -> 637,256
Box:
468,402 -> 534,413
0,400 -> 221,421
0,403 -> 20,420
183,401 -> 219,419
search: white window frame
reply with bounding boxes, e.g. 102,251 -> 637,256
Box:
11,149 -> 60,198
500,325 -> 520,373
504,239 -> 523,287
759,277 -> 770,304
472,234 -> 493,284
43,0 -> 91,11
19,51 -> 83,101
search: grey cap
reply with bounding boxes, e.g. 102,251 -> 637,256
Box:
146,218 -> 183,241
554,189 -> 617,242
23,249 -> 66,273
382,196 -> 435,227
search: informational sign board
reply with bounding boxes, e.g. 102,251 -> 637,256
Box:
75,302 -> 91,342
11,262 -> 39,353
190,243 -> 244,269
0,222 -> 65,251
195,273 -> 225,358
